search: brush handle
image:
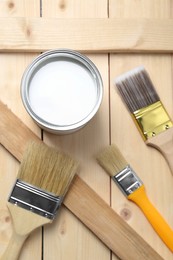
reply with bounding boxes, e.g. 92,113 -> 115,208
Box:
65,176 -> 163,260
1,232 -> 27,260
1,203 -> 50,260
128,185 -> 173,252
0,203 -> 50,260
146,127 -> 173,175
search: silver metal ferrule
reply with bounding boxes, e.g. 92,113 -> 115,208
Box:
8,179 -> 63,220
112,165 -> 143,196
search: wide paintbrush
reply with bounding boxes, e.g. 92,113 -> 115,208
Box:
1,141 -> 78,260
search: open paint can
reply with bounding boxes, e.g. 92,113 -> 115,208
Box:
21,49 -> 103,134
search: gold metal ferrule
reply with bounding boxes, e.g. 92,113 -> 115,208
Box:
132,101 -> 173,141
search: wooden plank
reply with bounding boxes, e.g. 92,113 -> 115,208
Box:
0,17 -> 173,52
0,1 -> 41,260
41,0 -> 111,260
109,1 -> 173,260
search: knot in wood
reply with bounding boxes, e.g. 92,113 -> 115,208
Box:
120,207 -> 132,221
59,0 -> 66,10
0,210 -> 11,231
8,1 -> 15,9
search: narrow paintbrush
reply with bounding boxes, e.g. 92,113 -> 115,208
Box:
115,66 -> 173,174
97,144 -> 173,252
1,141 -> 78,260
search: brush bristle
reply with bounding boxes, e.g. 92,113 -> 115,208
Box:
17,142 -> 78,196
115,66 -> 160,113
96,144 -> 128,177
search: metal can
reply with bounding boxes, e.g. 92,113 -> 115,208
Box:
21,49 -> 103,134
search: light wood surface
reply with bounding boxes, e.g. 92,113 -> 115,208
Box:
42,1 -> 111,259
0,0 -> 173,259
0,17 -> 173,53
0,1 -> 41,259
110,1 -> 173,260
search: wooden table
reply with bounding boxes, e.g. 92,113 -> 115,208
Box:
0,1 -> 173,259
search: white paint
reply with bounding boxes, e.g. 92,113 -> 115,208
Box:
28,59 -> 97,125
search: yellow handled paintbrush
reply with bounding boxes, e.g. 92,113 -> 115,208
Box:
1,141 -> 78,260
96,144 -> 173,252
115,66 -> 173,175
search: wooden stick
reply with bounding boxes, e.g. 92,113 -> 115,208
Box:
0,101 -> 163,260
0,17 -> 173,53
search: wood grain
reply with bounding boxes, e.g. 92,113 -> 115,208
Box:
0,17 -> 173,53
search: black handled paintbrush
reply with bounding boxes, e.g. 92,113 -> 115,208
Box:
115,66 -> 173,175
1,141 -> 78,260
96,144 -> 173,252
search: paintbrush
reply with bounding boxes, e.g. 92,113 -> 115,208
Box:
1,141 -> 78,260
115,66 -> 173,174
0,100 -> 164,259
96,144 -> 173,252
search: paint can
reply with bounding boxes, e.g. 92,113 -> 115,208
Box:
21,49 -> 103,134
